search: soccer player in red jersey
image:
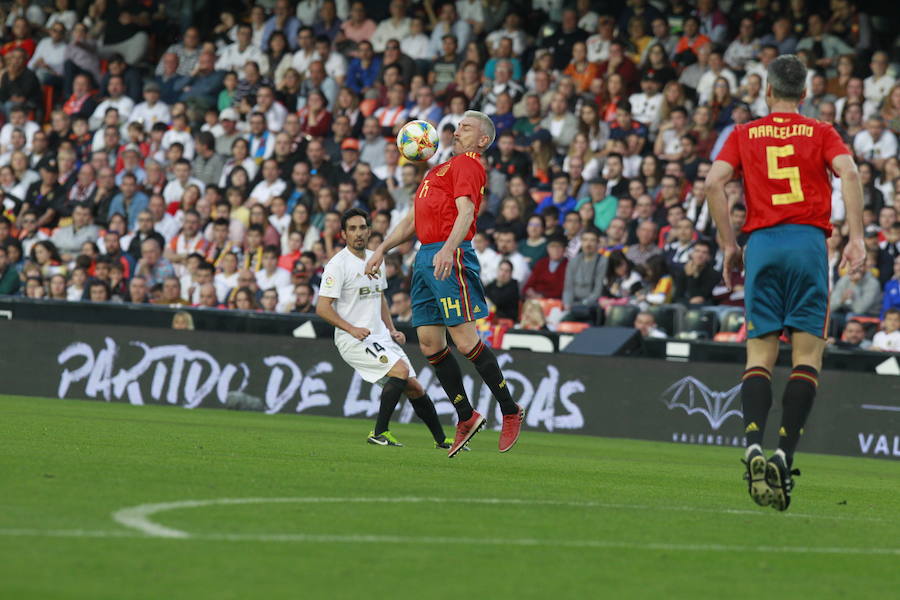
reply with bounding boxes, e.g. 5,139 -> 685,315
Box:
366,111 -> 524,458
707,55 -> 866,511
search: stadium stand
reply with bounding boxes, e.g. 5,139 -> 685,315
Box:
0,0 -> 898,355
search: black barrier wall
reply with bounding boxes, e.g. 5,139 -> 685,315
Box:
1,320 -> 898,460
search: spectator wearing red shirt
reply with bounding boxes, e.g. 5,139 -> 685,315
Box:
523,236 -> 568,300
598,41 -> 639,94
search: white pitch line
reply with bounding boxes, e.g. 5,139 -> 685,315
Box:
111,496 -> 888,540
2,527 -> 900,557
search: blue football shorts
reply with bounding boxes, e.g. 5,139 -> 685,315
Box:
743,224 -> 829,339
410,240 -> 488,327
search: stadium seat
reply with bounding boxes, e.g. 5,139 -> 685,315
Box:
646,304 -> 684,336
537,298 -> 564,317
679,308 -> 719,339
557,321 -> 590,334
720,309 -> 745,333
605,304 -> 640,328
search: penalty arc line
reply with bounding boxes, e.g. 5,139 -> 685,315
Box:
110,496 -> 892,540
1,527 -> 900,557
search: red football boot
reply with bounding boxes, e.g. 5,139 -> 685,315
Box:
498,404 -> 524,453
448,411 -> 485,458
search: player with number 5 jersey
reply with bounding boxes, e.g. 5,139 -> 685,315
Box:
366,112 -> 525,458
707,55 -> 865,512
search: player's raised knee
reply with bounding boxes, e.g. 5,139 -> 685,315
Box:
387,359 -> 409,380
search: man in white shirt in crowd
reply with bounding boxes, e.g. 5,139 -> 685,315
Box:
163,159 -> 205,206
864,51 -> 895,106
128,81 -> 170,132
249,159 -> 286,206
28,20 -> 67,87
89,75 -> 134,131
256,245 -> 292,294
629,71 -> 664,133
586,15 -> 615,63
253,85 -> 287,133
472,231 -> 500,286
372,0 -> 410,53
161,113 -> 195,159
486,13 -> 528,56
312,35 -> 346,84
741,44 -> 777,91
495,228 -> 531,290
165,209 -> 208,269
696,48 -> 738,105
291,26 -> 318,75
148,194 -> 181,242
216,23 -> 269,73
0,105 -> 39,153
853,116 -> 898,172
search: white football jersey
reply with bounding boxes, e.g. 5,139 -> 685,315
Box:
319,248 -> 388,345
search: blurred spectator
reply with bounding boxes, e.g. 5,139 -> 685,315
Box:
626,220 -> 662,267
563,227 -> 607,321
832,319 -> 872,350
523,235 -> 567,300
485,259 -> 520,321
0,244 -> 20,295
673,241 -> 720,305
635,311 -> 666,339
0,48 -> 40,119
51,203 -> 99,262
883,256 -> 900,318
172,310 -> 195,330
494,228 -> 530,288
390,290 -> 413,324
830,268 -> 882,333
872,309 -> 900,352
517,298 -> 548,331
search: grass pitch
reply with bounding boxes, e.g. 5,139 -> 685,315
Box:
1,395 -> 899,600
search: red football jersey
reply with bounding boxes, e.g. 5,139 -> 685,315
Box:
414,152 -> 485,245
716,112 -> 850,236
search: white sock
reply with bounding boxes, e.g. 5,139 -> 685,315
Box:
744,443 -> 762,461
774,448 -> 787,462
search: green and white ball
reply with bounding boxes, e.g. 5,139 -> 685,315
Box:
396,120 -> 439,162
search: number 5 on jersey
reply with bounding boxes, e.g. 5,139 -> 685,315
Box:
766,144 -> 805,206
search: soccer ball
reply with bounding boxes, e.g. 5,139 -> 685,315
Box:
396,120 -> 439,162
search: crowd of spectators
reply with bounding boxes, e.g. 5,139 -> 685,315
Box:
0,0 -> 898,352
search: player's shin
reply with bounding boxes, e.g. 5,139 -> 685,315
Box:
426,347 -> 474,421
741,367 -> 773,449
465,340 -> 518,416
409,394 -> 446,443
375,377 -> 407,436
777,365 -> 818,466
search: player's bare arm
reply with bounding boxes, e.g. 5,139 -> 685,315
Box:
381,293 -> 405,344
316,296 -> 370,341
365,209 -> 416,279
705,160 -> 741,289
433,196 -> 474,281
832,154 -> 866,273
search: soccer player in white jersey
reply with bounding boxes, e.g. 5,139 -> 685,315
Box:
316,208 -> 455,448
